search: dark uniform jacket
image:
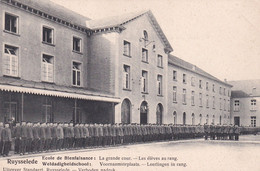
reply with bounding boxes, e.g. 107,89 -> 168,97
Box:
21,125 -> 28,138
2,127 -> 12,142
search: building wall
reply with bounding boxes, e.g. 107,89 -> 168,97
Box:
0,3 -> 88,87
167,64 -> 231,125
231,97 -> 260,127
88,14 -> 169,124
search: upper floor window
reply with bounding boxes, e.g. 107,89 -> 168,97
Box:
42,54 -> 54,82
157,75 -> 163,95
219,87 -> 222,95
142,48 -> 148,62
173,70 -> 177,81
3,45 -> 18,77
228,90 -> 230,96
191,91 -> 195,106
72,62 -> 81,86
228,100 -> 230,111
123,65 -> 130,90
173,86 -> 177,102
224,88 -> 226,96
183,74 -> 186,84
220,98 -> 222,110
206,94 -> 209,108
42,26 -> 54,44
141,70 -> 148,93
5,13 -> 18,34
234,100 -> 240,111
212,84 -> 215,92
199,80 -> 202,89
213,96 -> 215,109
206,82 -> 209,90
191,77 -> 195,86
182,89 -> 187,104
224,99 -> 226,111
157,55 -> 163,67
250,99 -> 257,111
123,40 -> 131,56
199,93 -> 202,106
73,37 -> 82,53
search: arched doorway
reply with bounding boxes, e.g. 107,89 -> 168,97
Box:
156,103 -> 163,124
121,99 -> 131,124
206,114 -> 209,125
140,101 -> 148,124
173,111 -> 177,125
191,113 -> 195,125
219,115 -> 222,125
183,112 -> 186,125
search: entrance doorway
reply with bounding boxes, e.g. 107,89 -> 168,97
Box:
121,99 -> 131,124
234,116 -> 240,126
140,101 -> 148,124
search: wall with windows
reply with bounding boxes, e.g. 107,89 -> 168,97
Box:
0,3 -> 88,87
167,62 -> 232,125
230,97 -> 260,127
88,13 -> 169,124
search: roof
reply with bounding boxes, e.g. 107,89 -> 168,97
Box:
231,90 -> 250,98
228,79 -> 260,97
15,0 -> 91,26
168,54 -> 232,87
0,77 -> 120,103
86,10 -> 173,52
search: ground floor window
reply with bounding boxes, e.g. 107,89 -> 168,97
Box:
3,101 -> 18,123
251,116 -> 256,127
42,97 -> 53,122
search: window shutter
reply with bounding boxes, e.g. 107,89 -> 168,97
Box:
12,55 -> 18,76
42,62 -> 47,81
123,72 -> 127,89
48,63 -> 53,82
157,80 -> 160,94
141,77 -> 145,92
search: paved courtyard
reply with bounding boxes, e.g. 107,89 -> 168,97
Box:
1,135 -> 260,171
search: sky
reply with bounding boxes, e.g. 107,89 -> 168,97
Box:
51,0 -> 260,81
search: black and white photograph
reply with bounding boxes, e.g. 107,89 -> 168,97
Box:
0,0 -> 260,170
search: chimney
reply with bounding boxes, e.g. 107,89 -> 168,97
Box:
224,78 -> 227,82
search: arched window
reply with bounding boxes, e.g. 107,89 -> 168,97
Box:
156,103 -> 163,124
121,99 -> 131,124
143,30 -> 148,41
191,113 -> 195,125
173,111 -> 177,125
206,114 -> 209,125
199,114 -> 202,125
212,115 -> 215,125
183,112 -> 186,125
219,115 -> 222,125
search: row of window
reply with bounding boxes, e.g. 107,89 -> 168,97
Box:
234,99 -> 257,111
123,40 -> 163,68
3,44 -> 82,86
4,12 -> 82,53
173,70 -> 230,96
173,87 -> 230,111
172,112 -> 228,125
123,65 -> 163,95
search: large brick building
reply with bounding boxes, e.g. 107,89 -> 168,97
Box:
167,55 -> 232,125
0,0 -> 232,125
